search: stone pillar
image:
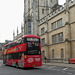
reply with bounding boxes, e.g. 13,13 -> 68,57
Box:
64,0 -> 71,63
65,22 -> 71,63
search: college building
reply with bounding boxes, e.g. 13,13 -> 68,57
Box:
13,0 -> 53,41
38,0 -> 75,63
13,0 -> 75,63
0,43 -> 5,59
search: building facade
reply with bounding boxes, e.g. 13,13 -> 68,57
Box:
24,0 -> 37,35
13,0 -> 53,42
13,24 -> 24,42
24,0 -> 55,35
0,43 -> 5,59
38,0 -> 75,63
13,0 -> 75,63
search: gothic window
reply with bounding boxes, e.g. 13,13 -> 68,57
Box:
52,34 -> 57,44
28,21 -> 31,34
58,32 -> 63,43
52,22 -> 56,30
42,9 -> 44,14
41,38 -> 45,46
57,19 -> 63,28
41,27 -> 44,35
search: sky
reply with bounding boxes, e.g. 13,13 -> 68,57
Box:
0,0 -> 66,43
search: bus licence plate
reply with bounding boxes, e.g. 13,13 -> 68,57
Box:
32,64 -> 37,66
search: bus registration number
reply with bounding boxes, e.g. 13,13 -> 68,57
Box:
32,64 -> 37,66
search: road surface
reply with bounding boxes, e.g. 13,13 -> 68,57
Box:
0,60 -> 75,75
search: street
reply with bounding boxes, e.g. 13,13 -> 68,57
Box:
0,60 -> 75,75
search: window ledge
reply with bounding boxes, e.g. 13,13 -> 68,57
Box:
49,26 -> 65,33
51,41 -> 64,46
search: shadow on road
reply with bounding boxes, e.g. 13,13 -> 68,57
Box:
21,67 -> 41,70
4,65 -> 41,70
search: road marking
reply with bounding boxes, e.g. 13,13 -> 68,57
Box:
63,68 -> 68,70
42,65 -> 75,74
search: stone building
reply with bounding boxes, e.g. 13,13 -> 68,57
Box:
5,40 -> 13,44
24,0 -> 54,35
13,0 -> 75,63
13,24 -> 24,42
14,0 -> 53,41
38,0 -> 75,63
0,43 -> 5,59
24,0 -> 38,35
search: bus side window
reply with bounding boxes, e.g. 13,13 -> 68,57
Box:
4,46 -> 8,49
3,55 -> 7,59
19,52 -> 22,59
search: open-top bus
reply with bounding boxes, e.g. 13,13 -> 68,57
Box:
3,35 -> 42,68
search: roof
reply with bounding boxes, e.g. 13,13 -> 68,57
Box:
22,35 -> 40,39
3,42 -> 17,47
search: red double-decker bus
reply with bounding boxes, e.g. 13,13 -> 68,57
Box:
3,35 -> 42,68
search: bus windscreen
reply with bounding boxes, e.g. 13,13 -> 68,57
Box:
26,38 -> 41,55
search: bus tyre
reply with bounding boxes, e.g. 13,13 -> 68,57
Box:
16,63 -> 18,68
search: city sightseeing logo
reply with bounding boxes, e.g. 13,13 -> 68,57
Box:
27,58 -> 34,63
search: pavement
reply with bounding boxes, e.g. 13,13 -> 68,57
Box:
43,62 -> 75,68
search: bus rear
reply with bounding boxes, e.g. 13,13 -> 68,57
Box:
22,35 -> 42,67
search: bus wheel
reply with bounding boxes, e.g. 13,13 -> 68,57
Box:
16,63 -> 18,68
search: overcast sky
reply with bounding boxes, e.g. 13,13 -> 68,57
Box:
0,0 -> 66,43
